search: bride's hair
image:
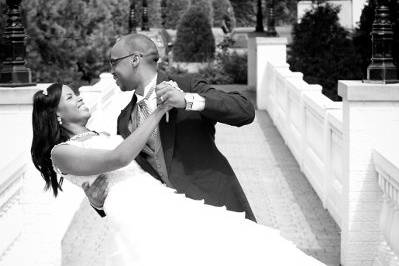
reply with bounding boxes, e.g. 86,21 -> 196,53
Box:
31,83 -> 69,197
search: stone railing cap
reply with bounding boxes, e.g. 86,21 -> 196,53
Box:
373,144 -> 399,183
338,80 -> 399,101
255,37 -> 288,45
0,84 -> 51,105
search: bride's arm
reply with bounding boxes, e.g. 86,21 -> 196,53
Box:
51,106 -> 168,176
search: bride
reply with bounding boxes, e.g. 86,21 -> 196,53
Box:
31,82 -> 324,266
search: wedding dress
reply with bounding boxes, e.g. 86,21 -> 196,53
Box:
53,132 -> 324,266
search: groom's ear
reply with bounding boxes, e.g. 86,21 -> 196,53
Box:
129,55 -> 140,68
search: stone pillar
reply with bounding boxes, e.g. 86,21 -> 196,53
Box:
338,81 -> 399,265
247,32 -> 269,91
254,37 -> 287,108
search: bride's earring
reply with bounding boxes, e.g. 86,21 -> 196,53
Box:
57,116 -> 62,125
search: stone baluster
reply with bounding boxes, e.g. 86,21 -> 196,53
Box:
373,150 -> 399,265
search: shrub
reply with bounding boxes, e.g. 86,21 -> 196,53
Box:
191,0 -> 214,25
353,0 -> 398,78
158,61 -> 188,76
288,3 -> 362,101
173,6 -> 215,62
220,51 -> 247,84
199,63 -> 233,84
162,0 -> 190,29
212,0 -> 236,32
199,50 -> 247,84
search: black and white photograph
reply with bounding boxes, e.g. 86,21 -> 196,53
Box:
0,0 -> 398,265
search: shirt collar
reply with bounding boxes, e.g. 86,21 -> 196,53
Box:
136,74 -> 157,102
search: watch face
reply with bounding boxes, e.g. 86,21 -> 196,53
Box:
186,102 -> 193,110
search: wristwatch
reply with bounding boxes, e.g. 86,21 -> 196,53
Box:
184,93 -> 195,110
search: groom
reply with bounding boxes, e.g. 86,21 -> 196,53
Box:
84,33 -> 257,222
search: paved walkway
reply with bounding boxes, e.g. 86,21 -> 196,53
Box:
215,109 -> 340,266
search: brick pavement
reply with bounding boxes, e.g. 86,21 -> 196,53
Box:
215,109 -> 341,266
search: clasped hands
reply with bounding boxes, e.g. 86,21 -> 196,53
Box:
156,80 -> 185,109
82,80 -> 184,210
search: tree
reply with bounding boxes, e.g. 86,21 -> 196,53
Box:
173,6 -> 215,62
0,0 -> 7,65
212,0 -> 236,32
162,0 -> 190,29
230,0 -> 255,27
353,0 -> 398,78
230,0 -> 297,27
288,4 -> 362,101
274,0 -> 298,25
19,0 -> 130,86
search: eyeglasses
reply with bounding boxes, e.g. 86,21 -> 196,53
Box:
109,51 -> 159,69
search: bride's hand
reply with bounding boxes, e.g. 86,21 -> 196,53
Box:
157,102 -> 173,113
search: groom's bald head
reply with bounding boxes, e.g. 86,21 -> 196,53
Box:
112,34 -> 159,66
110,34 -> 159,92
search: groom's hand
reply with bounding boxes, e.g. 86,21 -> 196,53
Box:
82,174 -> 109,210
156,82 -> 186,109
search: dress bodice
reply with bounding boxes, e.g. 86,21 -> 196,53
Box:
51,133 -> 149,188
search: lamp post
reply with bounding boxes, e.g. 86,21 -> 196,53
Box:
265,0 -> 278,37
0,0 -> 34,87
161,0 -> 167,29
129,0 -> 137,33
365,0 -> 398,83
395,0 -> 399,76
255,0 -> 264,32
141,0 -> 149,31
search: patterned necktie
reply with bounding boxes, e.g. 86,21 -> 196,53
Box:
136,85 -> 158,153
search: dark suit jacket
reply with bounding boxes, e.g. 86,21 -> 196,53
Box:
117,72 -> 256,221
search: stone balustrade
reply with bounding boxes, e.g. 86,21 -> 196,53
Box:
255,36 -> 399,265
373,147 -> 399,266
261,58 -> 344,228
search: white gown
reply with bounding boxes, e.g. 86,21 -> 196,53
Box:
53,133 -> 325,266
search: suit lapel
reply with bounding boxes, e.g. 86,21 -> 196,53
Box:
159,109 -> 176,174
118,94 -> 137,139
157,72 -> 177,174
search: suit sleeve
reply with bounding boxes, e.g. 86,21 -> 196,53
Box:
189,77 -> 255,127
